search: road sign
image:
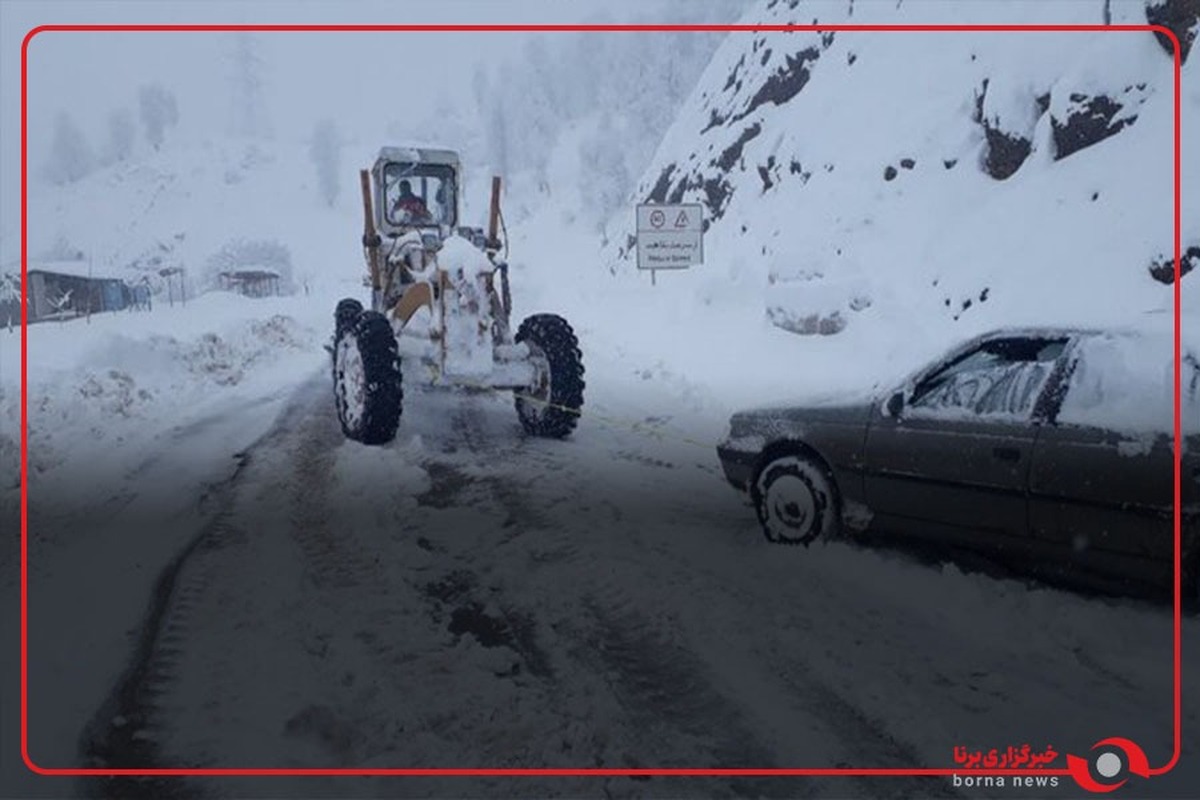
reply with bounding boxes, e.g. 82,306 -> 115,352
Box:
636,203 -> 703,271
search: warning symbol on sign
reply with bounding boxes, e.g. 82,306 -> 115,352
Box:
635,203 -> 704,272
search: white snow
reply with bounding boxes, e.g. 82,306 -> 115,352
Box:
719,434 -> 767,454
597,0 -> 1199,417
437,235 -> 494,278
2,288 -> 337,770
1058,330 -> 1200,434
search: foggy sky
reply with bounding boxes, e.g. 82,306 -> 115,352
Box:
0,0 -> 745,265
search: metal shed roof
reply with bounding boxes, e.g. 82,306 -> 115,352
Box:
26,260 -> 121,281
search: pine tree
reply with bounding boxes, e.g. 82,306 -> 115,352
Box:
104,107 -> 137,163
44,112 -> 95,184
138,84 -> 179,150
229,34 -> 271,139
309,119 -> 341,207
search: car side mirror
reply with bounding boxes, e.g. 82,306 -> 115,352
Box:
886,391 -> 905,418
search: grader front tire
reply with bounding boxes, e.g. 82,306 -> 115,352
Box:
514,314 -> 585,439
333,311 -> 403,445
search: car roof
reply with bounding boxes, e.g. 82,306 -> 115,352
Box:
973,325 -> 1190,350
972,326 -> 1102,341
898,326 -> 1166,389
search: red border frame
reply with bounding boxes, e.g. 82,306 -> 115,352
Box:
19,22 -> 1183,782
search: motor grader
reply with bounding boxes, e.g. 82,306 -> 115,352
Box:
331,146 -> 584,445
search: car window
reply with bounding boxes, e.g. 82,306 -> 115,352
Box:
909,337 -> 1066,420
1055,333 -> 1200,434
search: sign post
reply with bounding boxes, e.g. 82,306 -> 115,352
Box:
635,203 -> 703,285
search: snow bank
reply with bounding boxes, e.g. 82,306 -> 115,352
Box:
0,291 -> 331,492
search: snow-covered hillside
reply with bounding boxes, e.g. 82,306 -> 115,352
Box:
22,139 -> 373,295
602,0 -> 1198,377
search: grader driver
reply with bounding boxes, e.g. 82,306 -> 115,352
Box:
331,147 -> 585,445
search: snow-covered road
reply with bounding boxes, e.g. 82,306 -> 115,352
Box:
24,353 -> 1191,799
3,250 -> 1195,799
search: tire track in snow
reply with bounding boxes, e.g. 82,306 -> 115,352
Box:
409,403 -> 852,796
394,396 -> 766,786
122,394 -> 283,485
77,375 -> 327,795
615,524 -> 1176,799
456,411 -> 963,799
126,380 -> 559,784
80,476 -> 249,800
78,371 -> 960,798
527,524 -> 961,799
412,397 -> 561,682
570,597 -> 822,799
399,400 -> 804,795
616,528 -> 969,797
287,388 -> 387,591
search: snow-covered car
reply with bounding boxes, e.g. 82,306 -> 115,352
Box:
716,327 -> 1200,598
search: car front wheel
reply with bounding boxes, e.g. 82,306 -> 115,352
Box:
752,454 -> 839,545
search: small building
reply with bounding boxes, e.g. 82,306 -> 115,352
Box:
218,269 -> 281,298
25,260 -> 128,322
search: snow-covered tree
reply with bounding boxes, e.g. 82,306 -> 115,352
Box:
138,84 -> 179,150
513,38 -> 559,190
103,107 -> 136,163
0,272 -> 20,332
471,64 -> 490,113
490,104 -> 511,183
229,34 -> 271,139
47,288 -> 74,318
579,114 -> 631,240
41,234 -> 84,262
430,94 -> 474,153
469,61 -> 522,182
309,118 -> 341,207
467,10 -> 741,226
43,111 -> 95,185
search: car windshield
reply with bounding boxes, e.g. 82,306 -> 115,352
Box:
909,337 -> 1067,420
384,162 -> 456,227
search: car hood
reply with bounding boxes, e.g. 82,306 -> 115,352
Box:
726,395 -> 877,439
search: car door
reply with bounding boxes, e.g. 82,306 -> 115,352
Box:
864,335 -> 1069,546
1028,332 -> 1198,589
